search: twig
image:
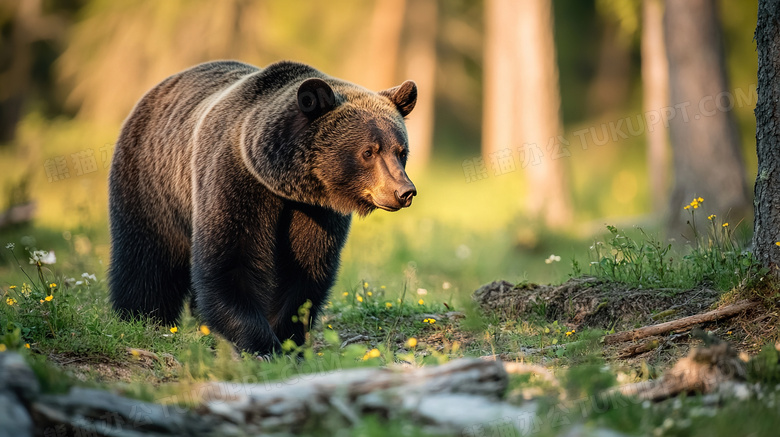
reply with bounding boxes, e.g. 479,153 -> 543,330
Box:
340,335 -> 370,349
604,300 -> 758,345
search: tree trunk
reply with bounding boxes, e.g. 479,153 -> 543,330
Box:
363,0 -> 408,91
753,0 -> 780,273
482,0 -> 572,228
482,0 -> 518,162
402,0 -> 437,171
642,0 -> 670,213
664,0 -> 750,235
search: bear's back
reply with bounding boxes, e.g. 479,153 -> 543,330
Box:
110,61 -> 263,247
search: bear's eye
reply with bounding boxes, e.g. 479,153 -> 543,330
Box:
399,150 -> 407,160
363,149 -> 373,160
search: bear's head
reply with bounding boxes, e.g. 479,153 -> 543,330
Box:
243,70 -> 418,217
298,78 -> 418,216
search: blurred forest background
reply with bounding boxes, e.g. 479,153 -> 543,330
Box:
0,0 -> 760,301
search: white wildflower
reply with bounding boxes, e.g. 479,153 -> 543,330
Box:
5,243 -> 14,250
30,250 -> 56,264
81,272 -> 97,282
416,288 -> 428,295
545,254 -> 562,264
442,281 -> 451,290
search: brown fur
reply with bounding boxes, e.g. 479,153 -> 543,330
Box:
108,60 -> 417,355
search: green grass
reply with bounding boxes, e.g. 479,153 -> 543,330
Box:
583,210 -> 762,292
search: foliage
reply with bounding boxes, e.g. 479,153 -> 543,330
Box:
586,199 -> 764,291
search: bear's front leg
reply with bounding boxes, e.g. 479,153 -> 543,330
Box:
191,243 -> 283,356
190,182 -> 286,356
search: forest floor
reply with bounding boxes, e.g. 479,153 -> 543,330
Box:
2,218 -> 780,436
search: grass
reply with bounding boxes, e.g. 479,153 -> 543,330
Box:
583,199 -> 763,292
2,203 -> 778,435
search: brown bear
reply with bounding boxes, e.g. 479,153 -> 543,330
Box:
108,60 -> 417,355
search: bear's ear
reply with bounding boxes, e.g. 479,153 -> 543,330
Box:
380,80 -> 417,117
297,78 -> 337,121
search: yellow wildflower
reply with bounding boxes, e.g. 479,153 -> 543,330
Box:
130,349 -> 140,357
684,205 -> 690,210
708,215 -> 716,220
357,295 -> 363,303
170,326 -> 178,334
775,242 -> 780,246
49,283 -> 56,288
423,318 -> 429,323
407,337 -> 418,348
566,331 -> 572,336
199,325 -> 211,335
363,282 -> 369,288
367,291 -> 372,297
385,302 -> 392,308
723,223 -> 729,227
44,295 -> 53,302
697,197 -> 703,202
25,343 -> 30,349
39,299 -> 43,303
328,324 -> 333,329
8,285 -> 16,289
380,285 -> 386,289
418,299 -> 424,305
428,318 -> 436,324
5,297 -> 16,306
342,292 -> 348,297
368,348 -> 380,358
727,331 -> 733,335
317,352 -> 323,356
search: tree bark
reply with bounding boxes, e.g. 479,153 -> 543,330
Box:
664,0 -> 751,235
642,0 -> 670,213
753,0 -> 780,273
482,0 -> 572,228
402,0 -> 437,171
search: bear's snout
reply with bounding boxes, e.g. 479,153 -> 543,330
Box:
394,184 -> 417,208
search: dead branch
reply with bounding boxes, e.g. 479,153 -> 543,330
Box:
604,300 -> 758,345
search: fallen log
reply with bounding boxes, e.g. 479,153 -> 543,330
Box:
196,358 -> 534,434
0,352 -> 545,436
604,300 -> 758,345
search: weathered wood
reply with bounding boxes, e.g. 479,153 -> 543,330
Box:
0,353 -> 40,437
619,341 -> 746,401
617,337 -> 662,358
604,301 -> 758,345
0,352 -> 543,436
197,358 -> 514,434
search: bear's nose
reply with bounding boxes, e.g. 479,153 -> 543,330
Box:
394,185 -> 417,207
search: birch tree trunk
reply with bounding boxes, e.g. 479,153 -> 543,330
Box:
664,0 -> 750,235
753,0 -> 780,273
482,0 -> 572,228
642,0 -> 670,213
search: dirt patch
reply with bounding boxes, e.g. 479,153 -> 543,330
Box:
47,352 -> 165,384
473,277 -> 720,331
